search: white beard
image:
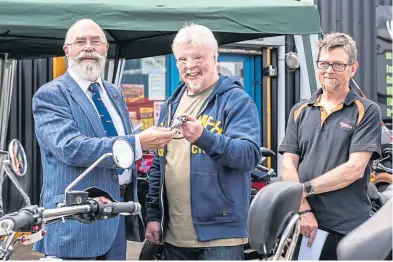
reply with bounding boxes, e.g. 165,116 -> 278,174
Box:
68,52 -> 107,82
187,82 -> 203,94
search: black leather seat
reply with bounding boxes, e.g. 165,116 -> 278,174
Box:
248,181 -> 302,254
337,199 -> 392,260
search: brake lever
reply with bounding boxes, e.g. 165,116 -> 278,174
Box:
20,224 -> 47,245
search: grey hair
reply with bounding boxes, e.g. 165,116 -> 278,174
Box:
64,19 -> 107,45
317,32 -> 357,64
172,23 -> 218,57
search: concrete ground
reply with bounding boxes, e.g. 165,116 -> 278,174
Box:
10,241 -> 144,260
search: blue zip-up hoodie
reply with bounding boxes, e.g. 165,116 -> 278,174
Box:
146,74 -> 261,241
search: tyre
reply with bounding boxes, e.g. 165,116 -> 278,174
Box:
139,240 -> 163,260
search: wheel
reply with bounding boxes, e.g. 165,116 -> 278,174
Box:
139,240 -> 163,260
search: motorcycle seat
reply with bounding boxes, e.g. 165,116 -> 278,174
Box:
248,181 -> 302,254
337,199 -> 392,260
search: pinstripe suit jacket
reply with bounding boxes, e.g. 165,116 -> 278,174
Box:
32,72 -> 138,257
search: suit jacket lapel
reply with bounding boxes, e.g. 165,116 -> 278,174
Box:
63,72 -> 106,137
102,82 -> 132,135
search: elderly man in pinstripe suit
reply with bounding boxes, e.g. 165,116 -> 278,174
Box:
32,19 -> 175,260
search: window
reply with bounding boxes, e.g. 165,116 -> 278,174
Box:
120,56 -> 167,132
217,61 -> 244,85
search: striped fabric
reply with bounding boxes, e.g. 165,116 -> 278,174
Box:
89,82 -> 124,176
32,72 -> 138,258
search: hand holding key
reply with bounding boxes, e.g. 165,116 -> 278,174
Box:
139,126 -> 176,150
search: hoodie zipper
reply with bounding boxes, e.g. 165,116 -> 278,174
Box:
195,98 -> 211,119
159,178 -> 165,240
165,102 -> 172,128
159,102 -> 172,240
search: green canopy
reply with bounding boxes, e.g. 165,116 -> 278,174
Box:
0,0 -> 321,59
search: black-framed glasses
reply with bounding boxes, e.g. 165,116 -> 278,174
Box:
316,61 -> 352,72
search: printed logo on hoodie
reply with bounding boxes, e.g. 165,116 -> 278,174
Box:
198,114 -> 223,134
190,114 -> 223,154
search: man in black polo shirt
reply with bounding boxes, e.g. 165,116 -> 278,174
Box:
279,32 -> 382,260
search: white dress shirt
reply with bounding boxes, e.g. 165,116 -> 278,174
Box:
68,69 -> 141,185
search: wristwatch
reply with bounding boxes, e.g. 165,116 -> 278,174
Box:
303,181 -> 315,197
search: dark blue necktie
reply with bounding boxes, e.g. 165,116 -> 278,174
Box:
89,82 -> 118,137
89,82 -> 123,175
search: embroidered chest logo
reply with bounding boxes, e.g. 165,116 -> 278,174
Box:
337,121 -> 353,130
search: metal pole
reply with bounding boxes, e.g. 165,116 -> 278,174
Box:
2,166 -> 31,206
64,153 -> 112,195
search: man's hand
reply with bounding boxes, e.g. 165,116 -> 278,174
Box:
300,212 -> 318,247
145,221 -> 162,244
179,114 -> 203,143
139,127 -> 176,150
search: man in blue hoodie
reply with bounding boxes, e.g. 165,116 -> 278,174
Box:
145,23 -> 262,260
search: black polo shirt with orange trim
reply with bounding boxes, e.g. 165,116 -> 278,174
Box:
279,87 -> 382,234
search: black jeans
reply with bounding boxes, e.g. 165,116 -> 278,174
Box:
163,242 -> 244,260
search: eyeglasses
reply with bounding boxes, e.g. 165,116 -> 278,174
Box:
176,55 -> 206,66
66,39 -> 106,48
316,61 -> 352,72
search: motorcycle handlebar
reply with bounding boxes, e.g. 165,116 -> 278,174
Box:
0,199 -> 140,235
0,208 -> 38,234
42,199 -> 141,221
375,163 -> 392,174
43,205 -> 92,222
0,204 -> 93,235
111,201 -> 140,215
256,164 -> 277,177
256,164 -> 270,173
